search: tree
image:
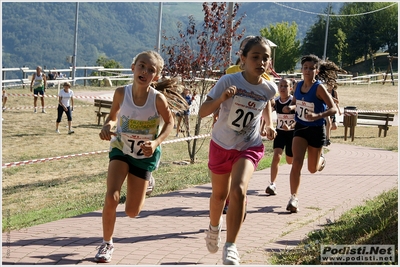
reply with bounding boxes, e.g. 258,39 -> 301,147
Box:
260,21 -> 301,73
301,7 -> 342,64
334,28 -> 348,68
89,55 -> 125,86
339,2 -> 390,69
161,2 -> 246,163
373,2 -> 398,56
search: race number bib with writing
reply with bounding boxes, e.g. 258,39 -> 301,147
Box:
296,100 -> 315,122
121,133 -> 153,159
227,95 -> 265,132
276,113 -> 295,130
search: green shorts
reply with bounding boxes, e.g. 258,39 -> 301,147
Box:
33,86 -> 45,96
109,146 -> 161,174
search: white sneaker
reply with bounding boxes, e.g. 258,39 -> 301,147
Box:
146,175 -> 155,196
205,217 -> 223,253
286,195 -> 299,213
265,183 -> 277,195
42,109 -> 46,113
223,243 -> 240,265
318,154 -> 326,171
56,129 -> 60,134
34,108 -> 37,113
68,130 -> 75,134
94,242 -> 114,263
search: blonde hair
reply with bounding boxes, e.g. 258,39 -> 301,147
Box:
131,50 -> 164,77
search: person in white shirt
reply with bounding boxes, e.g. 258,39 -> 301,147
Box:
55,82 -> 74,134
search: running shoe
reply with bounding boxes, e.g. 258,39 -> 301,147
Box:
146,175 -> 155,196
94,242 -> 114,263
286,195 -> 299,213
205,217 -> 222,253
223,243 -> 240,265
318,154 -> 326,171
223,200 -> 229,214
265,183 -> 277,195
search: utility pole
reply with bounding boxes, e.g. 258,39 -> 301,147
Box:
72,2 -> 79,86
322,3 -> 331,61
156,2 -> 163,53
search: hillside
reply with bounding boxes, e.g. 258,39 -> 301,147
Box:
343,54 -> 398,75
2,2 -> 343,79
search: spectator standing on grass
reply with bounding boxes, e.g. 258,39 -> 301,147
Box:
176,87 -> 193,137
95,50 -> 188,263
199,36 -> 277,265
30,66 -> 47,113
55,82 -> 74,134
282,54 -> 340,213
2,89 -> 8,111
266,78 -> 296,196
325,83 -> 340,146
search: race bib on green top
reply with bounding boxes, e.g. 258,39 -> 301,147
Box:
121,133 -> 153,159
228,95 -> 264,132
277,113 -> 295,130
296,100 -> 315,122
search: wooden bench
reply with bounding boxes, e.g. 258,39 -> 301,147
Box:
356,112 -> 395,137
94,99 -> 113,125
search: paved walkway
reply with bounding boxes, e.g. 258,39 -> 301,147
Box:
2,143 -> 398,265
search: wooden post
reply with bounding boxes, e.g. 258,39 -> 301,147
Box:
84,65 -> 87,87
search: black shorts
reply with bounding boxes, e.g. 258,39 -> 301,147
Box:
273,129 -> 294,157
293,122 -> 326,148
109,155 -> 152,181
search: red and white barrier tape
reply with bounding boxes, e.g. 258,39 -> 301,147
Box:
2,150 -> 109,168
7,93 -> 112,100
4,104 -> 92,110
2,134 -> 212,168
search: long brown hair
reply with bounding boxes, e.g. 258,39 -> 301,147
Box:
151,77 -> 189,112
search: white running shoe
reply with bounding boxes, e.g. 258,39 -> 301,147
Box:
94,242 -> 114,263
265,183 -> 277,195
318,154 -> 326,171
223,243 -> 240,265
205,217 -> 223,253
286,195 -> 299,213
146,175 -> 155,196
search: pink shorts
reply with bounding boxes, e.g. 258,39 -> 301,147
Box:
208,140 -> 265,175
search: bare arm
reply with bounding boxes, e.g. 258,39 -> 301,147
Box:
199,85 -> 236,118
30,75 -> 35,91
43,74 -> 47,89
154,93 -> 174,146
307,84 -> 337,120
261,100 -> 276,140
140,93 -> 174,158
99,87 -> 124,141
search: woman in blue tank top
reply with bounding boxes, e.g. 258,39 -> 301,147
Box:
282,54 -> 343,213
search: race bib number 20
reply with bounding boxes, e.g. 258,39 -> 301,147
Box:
228,96 -> 265,132
121,133 -> 153,159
